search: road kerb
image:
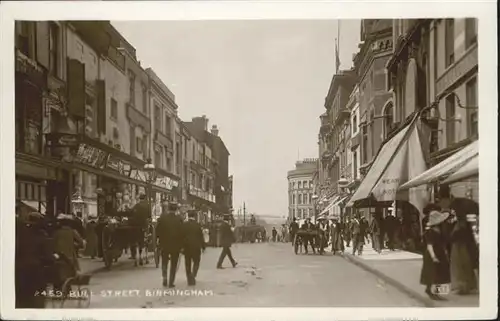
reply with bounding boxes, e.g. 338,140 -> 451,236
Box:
82,253 -> 155,275
342,253 -> 436,307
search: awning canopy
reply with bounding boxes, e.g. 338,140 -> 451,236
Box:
347,116 -> 418,207
399,140 -> 478,190
442,154 -> 479,184
319,196 -> 339,215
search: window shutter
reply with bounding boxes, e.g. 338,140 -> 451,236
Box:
36,21 -> 50,69
96,80 -> 106,134
67,58 -> 86,118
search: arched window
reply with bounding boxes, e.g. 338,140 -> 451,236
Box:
383,102 -> 394,138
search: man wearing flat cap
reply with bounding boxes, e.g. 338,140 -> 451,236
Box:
182,210 -> 205,286
156,202 -> 184,287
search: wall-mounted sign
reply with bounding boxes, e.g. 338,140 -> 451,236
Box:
154,176 -> 179,191
106,154 -> 132,176
45,133 -> 79,147
188,185 -> 215,203
74,143 -> 108,169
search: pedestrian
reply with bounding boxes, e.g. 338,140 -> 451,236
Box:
450,211 -> 479,294
130,193 -> 151,265
289,217 -> 299,246
202,225 -> 210,245
351,216 -> 368,255
183,210 -> 206,286
370,212 -> 383,253
216,215 -> 238,269
52,214 -> 86,293
420,209 -> 451,300
156,202 -> 184,288
343,218 -> 352,247
15,210 -> 54,308
301,218 -> 315,254
331,218 -> 344,255
384,213 -> 398,251
272,227 -> 278,242
84,219 -> 98,259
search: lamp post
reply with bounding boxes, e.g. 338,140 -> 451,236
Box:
312,194 -> 319,223
338,176 -> 350,221
144,159 -> 157,221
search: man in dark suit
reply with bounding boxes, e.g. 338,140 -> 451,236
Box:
289,217 -> 299,246
183,210 -> 205,286
216,215 -> 238,269
156,202 -> 184,288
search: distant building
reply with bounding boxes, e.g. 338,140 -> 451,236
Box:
287,158 -> 318,220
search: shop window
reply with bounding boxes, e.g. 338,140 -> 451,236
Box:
446,95 -> 456,145
445,19 -> 455,67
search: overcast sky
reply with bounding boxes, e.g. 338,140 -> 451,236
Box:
112,20 -> 361,217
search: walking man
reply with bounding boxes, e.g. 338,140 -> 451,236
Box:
216,215 -> 238,269
183,210 -> 205,286
156,202 -> 184,288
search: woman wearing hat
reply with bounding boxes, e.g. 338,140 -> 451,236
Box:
52,214 -> 86,292
420,207 -> 451,300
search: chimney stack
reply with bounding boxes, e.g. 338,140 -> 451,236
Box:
211,124 -> 219,136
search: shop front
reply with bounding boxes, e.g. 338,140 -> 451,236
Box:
52,135 -> 174,220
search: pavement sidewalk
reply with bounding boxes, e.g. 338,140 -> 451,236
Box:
79,252 -> 155,275
341,244 -> 479,308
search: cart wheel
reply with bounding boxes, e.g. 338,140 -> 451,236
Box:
77,287 -> 91,309
60,278 -> 74,309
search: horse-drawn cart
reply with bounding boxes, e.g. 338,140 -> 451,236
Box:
100,212 -> 152,269
293,229 -> 328,255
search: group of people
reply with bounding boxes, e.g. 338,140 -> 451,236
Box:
287,216 -> 370,255
419,187 -> 479,300
155,202 -> 238,288
15,208 -> 88,308
270,225 -> 288,242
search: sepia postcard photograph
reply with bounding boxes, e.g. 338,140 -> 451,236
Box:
0,1 -> 497,320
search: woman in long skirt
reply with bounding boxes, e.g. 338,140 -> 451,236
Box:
420,209 -> 451,300
331,219 -> 344,255
450,212 -> 478,294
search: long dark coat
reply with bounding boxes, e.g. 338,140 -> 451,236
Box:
157,213 -> 185,252
219,221 -> 235,247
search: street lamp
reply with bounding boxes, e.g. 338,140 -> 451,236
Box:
312,194 -> 319,223
144,159 -> 157,220
338,177 -> 351,221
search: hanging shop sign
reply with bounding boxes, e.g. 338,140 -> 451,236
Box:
153,176 -> 179,191
73,143 -> 108,169
45,133 -> 80,148
188,185 -> 215,203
